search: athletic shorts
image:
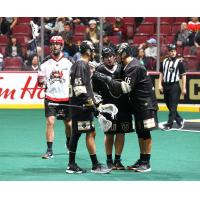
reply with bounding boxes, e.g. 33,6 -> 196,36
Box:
104,112 -> 133,134
44,98 -> 71,120
134,110 -> 158,132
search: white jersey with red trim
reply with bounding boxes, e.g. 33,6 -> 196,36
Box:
38,53 -> 72,102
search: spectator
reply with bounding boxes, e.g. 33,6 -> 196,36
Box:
144,38 -> 157,70
194,30 -> 200,48
137,48 -> 149,69
23,55 -> 39,71
5,35 -> 23,60
102,33 -> 116,50
84,19 -> 100,47
112,17 -> 126,42
63,32 -> 79,59
0,17 -> 17,35
59,21 -> 73,41
102,17 -> 113,36
174,22 -> 191,47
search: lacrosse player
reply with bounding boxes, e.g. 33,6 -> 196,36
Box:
93,43 -> 158,172
37,36 -> 73,159
92,47 -> 133,170
66,40 -> 111,174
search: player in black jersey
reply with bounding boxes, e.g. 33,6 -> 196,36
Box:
66,40 -> 111,174
93,43 -> 158,172
93,47 -> 133,170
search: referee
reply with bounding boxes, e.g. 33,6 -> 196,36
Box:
158,44 -> 186,130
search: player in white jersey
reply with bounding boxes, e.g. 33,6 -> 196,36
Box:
38,36 -> 73,159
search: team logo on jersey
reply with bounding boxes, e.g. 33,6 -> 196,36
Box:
49,70 -> 65,84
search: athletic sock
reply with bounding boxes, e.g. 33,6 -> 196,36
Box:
114,154 -> 121,162
107,154 -> 112,161
66,137 -> 71,148
47,142 -> 53,152
69,152 -> 76,165
142,154 -> 151,163
90,154 -> 99,166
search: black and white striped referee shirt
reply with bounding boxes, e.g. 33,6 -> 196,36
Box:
160,57 -> 186,83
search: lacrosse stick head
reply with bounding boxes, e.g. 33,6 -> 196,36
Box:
98,104 -> 118,119
97,114 -> 112,132
93,93 -> 103,106
30,21 -> 40,39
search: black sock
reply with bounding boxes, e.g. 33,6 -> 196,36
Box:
107,154 -> 112,161
143,154 -> 151,162
140,153 -> 144,160
115,154 -> 121,162
90,154 -> 99,166
47,142 -> 53,151
69,152 -> 76,165
66,137 -> 70,147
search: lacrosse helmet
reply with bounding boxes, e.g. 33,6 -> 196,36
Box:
117,43 -> 131,57
50,35 -> 64,55
102,47 -> 115,58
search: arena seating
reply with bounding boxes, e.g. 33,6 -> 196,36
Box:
3,57 -> 23,71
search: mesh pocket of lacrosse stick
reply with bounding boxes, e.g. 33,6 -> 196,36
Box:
98,104 -> 118,119
97,114 -> 112,132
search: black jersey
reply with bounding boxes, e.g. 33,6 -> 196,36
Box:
123,58 -> 158,113
93,63 -> 132,113
70,60 -> 94,107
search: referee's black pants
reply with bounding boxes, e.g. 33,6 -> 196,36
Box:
163,82 -> 183,126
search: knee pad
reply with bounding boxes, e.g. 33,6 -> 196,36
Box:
137,130 -> 151,140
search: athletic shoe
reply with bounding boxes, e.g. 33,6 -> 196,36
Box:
41,151 -> 53,159
161,123 -> 172,131
106,159 -> 114,169
113,160 -> 125,170
91,163 -> 112,174
178,119 -> 185,129
134,161 -> 151,172
66,163 -> 86,174
127,159 -> 142,170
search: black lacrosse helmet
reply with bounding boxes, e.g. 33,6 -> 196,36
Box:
80,40 -> 95,55
117,43 -> 131,57
102,47 -> 115,58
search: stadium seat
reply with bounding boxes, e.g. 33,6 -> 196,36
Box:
105,17 -> 116,24
123,17 -> 135,25
143,17 -> 157,23
183,46 -> 191,55
0,45 -> 6,55
160,23 -> 172,35
108,35 -> 120,44
72,35 -> 84,44
15,35 -> 30,47
172,23 -> 181,34
138,23 -> 155,35
133,34 -> 148,45
0,35 -> 9,45
184,55 -> 199,71
175,17 -> 188,23
3,57 -> 23,71
74,25 -> 87,36
126,24 -> 134,39
17,17 -> 32,24
44,46 -> 50,56
165,35 -> 174,44
12,24 -> 32,36
152,35 -> 165,44
160,17 -> 175,24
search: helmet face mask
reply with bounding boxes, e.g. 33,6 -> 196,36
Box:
50,36 -> 64,56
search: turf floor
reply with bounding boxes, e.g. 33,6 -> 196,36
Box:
0,109 -> 200,181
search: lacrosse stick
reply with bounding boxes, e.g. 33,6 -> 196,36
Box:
30,20 -> 41,70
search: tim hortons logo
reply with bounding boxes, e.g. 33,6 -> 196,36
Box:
0,76 -> 45,100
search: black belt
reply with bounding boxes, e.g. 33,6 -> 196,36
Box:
164,81 -> 179,86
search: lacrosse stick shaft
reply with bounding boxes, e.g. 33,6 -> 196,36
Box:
48,102 -> 84,109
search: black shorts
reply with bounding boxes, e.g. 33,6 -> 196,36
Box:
104,112 -> 133,134
134,110 -> 158,132
44,99 -> 71,120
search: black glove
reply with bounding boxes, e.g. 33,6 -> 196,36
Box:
85,98 -> 99,117
92,71 -> 112,85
